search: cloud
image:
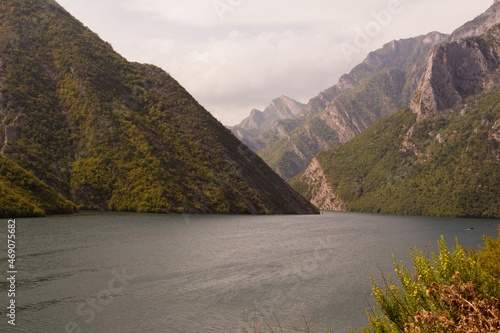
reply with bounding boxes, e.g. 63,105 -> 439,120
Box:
117,0 -> 418,30
57,0 -> 494,125
128,26 -> 353,124
121,0 -> 217,25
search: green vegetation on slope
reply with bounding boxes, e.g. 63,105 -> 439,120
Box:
0,156 -> 77,217
255,34 -> 445,180
0,0 -> 318,216
292,88 -> 500,218
257,67 -> 409,181
239,227 -> 500,332
363,226 -> 500,332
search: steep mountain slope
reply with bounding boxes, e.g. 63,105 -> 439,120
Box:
411,24 -> 500,119
291,23 -> 500,218
451,0 -> 500,41
0,0 -> 318,215
243,32 -> 448,180
0,156 -> 77,217
238,1 -> 500,181
231,96 -> 306,151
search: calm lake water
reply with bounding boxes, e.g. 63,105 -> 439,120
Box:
0,212 -> 498,333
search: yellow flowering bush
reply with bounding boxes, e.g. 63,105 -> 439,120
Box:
362,226 -> 500,333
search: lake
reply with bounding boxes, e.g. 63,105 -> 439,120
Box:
0,212 -> 498,332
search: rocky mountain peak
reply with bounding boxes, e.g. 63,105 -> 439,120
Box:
269,95 -> 306,117
234,95 -> 306,132
234,30 -> 450,180
411,23 -> 500,120
450,1 -> 500,41
423,31 -> 449,44
238,109 -> 265,130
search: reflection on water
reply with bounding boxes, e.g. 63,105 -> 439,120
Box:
0,212 -> 498,332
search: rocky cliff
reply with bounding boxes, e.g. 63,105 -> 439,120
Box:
291,157 -> 345,211
237,3 -> 500,182
411,23 -> 500,119
256,32 -> 448,180
292,84 -> 500,217
292,4 -> 500,217
231,95 -> 306,151
451,1 -> 500,41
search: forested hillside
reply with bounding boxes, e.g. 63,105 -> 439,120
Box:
0,156 -> 77,217
0,0 -> 318,216
292,87 -> 500,218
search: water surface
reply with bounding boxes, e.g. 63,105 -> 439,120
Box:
0,212 -> 498,332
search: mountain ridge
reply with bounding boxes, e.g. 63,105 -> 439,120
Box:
0,0 -> 318,216
235,2 -> 500,181
256,31 -> 448,180
231,95 -> 306,151
411,23 -> 500,119
451,0 -> 500,41
291,14 -> 500,218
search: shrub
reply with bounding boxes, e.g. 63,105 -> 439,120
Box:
363,226 -> 500,333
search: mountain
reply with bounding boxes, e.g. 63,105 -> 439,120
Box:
411,22 -> 500,119
237,32 -> 448,180
231,96 -> 306,151
0,155 -> 77,217
235,95 -> 306,132
450,0 -> 500,41
0,0 -> 318,216
291,19 -> 500,218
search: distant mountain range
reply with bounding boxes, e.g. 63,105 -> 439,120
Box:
0,0 -> 318,217
233,1 -> 500,182
290,3 -> 500,218
230,95 -> 306,151
232,32 -> 448,180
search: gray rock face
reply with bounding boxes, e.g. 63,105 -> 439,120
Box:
236,3 -> 499,181
256,32 -> 447,180
411,24 -> 500,119
451,1 -> 500,42
239,109 -> 266,131
294,2 -> 500,213
230,95 -> 306,151
298,157 -> 345,211
236,96 -> 306,132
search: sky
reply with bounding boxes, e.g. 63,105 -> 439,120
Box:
55,0 -> 493,126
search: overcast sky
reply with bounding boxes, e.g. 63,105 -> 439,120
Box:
55,0 -> 493,125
